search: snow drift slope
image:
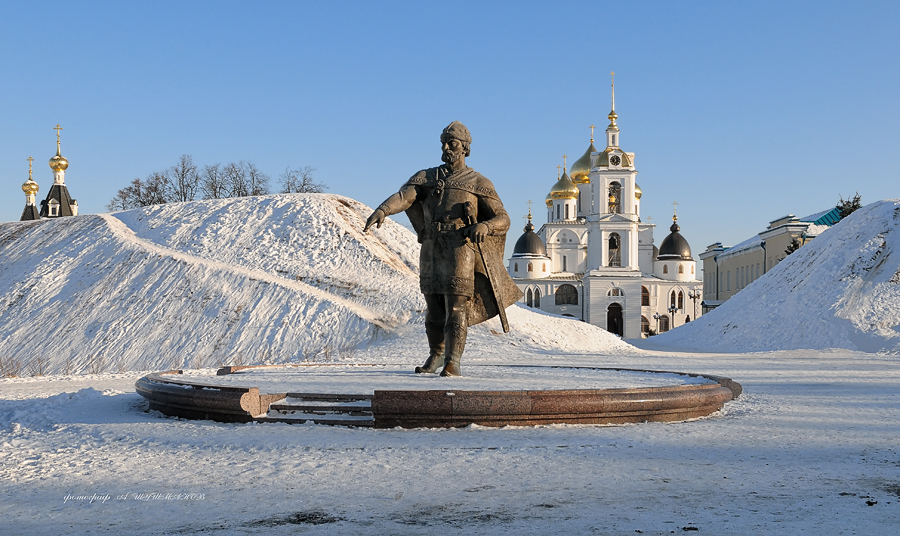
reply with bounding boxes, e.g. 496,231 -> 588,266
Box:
0,194 -> 633,374
0,194 -> 423,374
652,199 -> 900,353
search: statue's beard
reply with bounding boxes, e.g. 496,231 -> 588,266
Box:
442,150 -> 462,164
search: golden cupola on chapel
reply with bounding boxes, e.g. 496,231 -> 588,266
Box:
548,167 -> 579,200
20,156 -> 41,221
547,157 -> 579,222
22,168 -> 39,197
569,125 -> 598,185
49,125 -> 69,172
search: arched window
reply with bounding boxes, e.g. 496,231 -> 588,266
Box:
641,316 -> 650,336
542,263 -> 546,272
663,264 -> 669,274
527,262 -> 533,272
678,291 -> 684,310
514,262 -> 518,272
555,284 -> 578,305
534,288 -> 541,308
608,182 -> 621,213
608,233 -> 621,267
659,315 -> 670,333
526,289 -> 533,307
565,204 -> 569,220
678,264 -> 684,274
670,290 -> 677,308
556,205 -> 560,220
641,286 -> 650,306
691,265 -> 695,275
607,287 -> 624,297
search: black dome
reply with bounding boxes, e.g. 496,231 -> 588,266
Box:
657,221 -> 693,260
513,222 -> 546,256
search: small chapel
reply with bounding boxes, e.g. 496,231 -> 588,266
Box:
20,124 -> 78,221
507,75 -> 703,339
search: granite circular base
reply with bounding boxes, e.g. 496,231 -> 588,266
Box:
135,364 -> 742,428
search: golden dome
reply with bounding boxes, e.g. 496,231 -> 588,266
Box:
635,183 -> 642,200
545,191 -> 553,207
50,125 -> 68,171
22,177 -> 39,195
570,141 -> 597,184
549,169 -> 579,200
49,148 -> 69,171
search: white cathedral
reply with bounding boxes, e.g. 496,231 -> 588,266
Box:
507,77 -> 702,339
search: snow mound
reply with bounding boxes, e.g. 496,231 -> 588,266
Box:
472,304 -> 638,355
652,199 -> 900,354
0,194 -> 422,374
0,194 -> 634,375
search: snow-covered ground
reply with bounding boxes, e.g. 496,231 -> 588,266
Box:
2,347 -> 898,535
2,196 -> 899,534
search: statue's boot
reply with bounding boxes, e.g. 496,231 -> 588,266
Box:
415,322 -> 445,374
439,320 -> 466,377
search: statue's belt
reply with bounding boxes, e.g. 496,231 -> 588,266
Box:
421,221 -> 469,240
434,221 -> 465,232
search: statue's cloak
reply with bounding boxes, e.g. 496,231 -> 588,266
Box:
403,166 -> 523,326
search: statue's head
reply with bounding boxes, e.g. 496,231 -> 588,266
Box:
440,121 -> 471,164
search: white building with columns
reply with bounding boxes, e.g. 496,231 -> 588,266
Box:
507,78 -> 703,339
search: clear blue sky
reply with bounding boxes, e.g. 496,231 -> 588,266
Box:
2,1 -> 898,258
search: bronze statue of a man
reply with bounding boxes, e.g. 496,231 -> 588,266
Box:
364,121 -> 521,376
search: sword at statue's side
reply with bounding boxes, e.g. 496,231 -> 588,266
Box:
465,201 -> 510,333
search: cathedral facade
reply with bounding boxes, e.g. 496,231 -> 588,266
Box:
507,80 -> 703,339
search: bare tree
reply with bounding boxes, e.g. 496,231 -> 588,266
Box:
223,162 -> 248,197
279,166 -> 327,193
107,177 -> 160,211
166,154 -> 199,202
110,157 -> 271,209
200,163 -> 227,199
245,161 -> 270,196
142,172 -> 170,205
107,186 -> 133,211
223,161 -> 270,198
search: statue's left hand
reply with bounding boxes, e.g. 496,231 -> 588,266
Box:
467,223 -> 489,244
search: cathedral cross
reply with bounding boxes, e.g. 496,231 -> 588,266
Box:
610,71 -> 617,115
563,154 -> 567,171
672,200 -> 679,221
556,164 -> 561,179
27,156 -> 34,177
54,124 -> 63,143
590,124 -> 595,143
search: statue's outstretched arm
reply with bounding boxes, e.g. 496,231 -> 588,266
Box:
364,184 -> 419,232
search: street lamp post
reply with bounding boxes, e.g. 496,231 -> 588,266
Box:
668,304 -> 677,329
688,287 -> 701,320
652,312 -> 661,335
